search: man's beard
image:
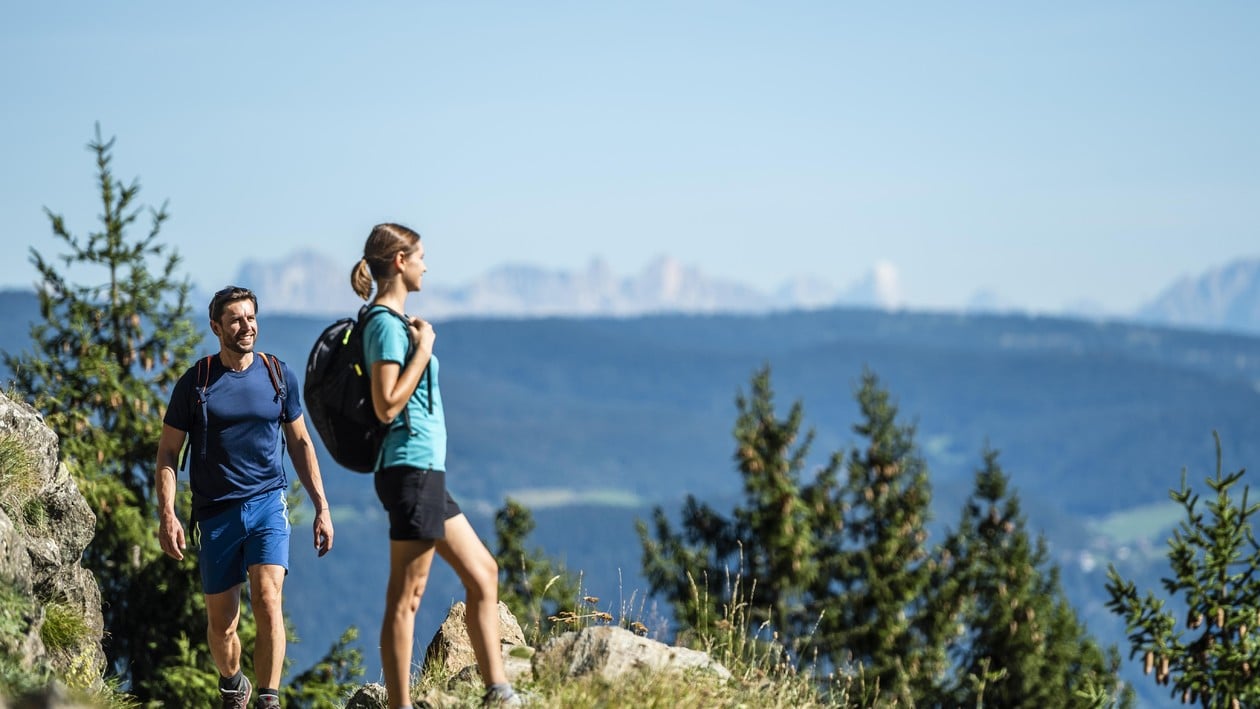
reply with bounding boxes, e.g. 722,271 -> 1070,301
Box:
222,336 -> 255,355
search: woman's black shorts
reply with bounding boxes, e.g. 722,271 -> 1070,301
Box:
374,466 -> 462,541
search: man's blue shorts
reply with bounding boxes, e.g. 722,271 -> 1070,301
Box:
196,489 -> 290,595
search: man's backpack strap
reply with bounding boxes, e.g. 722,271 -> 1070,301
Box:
182,354 -> 289,471
258,352 -> 287,410
181,355 -> 214,471
257,352 -> 289,465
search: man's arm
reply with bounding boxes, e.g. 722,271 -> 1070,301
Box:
156,424 -> 188,561
283,414 -> 334,556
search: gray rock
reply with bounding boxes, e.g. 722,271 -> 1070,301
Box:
533,625 -> 731,682
344,683 -> 388,709
451,650 -> 534,687
0,508 -> 34,593
344,682 -> 458,709
422,600 -> 528,680
0,392 -> 105,685
7,680 -> 95,708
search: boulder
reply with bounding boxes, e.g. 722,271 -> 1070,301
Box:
533,625 -> 731,682
344,683 -> 388,709
422,600 -> 529,680
0,393 -> 105,684
5,680 -> 96,708
344,681 -> 458,709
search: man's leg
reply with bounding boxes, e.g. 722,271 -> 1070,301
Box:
248,563 -> 287,690
205,584 -> 244,678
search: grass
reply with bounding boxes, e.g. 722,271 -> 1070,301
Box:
403,567 -> 856,709
40,601 -> 91,652
0,433 -> 46,531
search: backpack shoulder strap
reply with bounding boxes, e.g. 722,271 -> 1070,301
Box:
258,352 -> 286,401
257,352 -> 290,469
182,355 -> 213,471
357,304 -> 427,417
194,355 -> 212,401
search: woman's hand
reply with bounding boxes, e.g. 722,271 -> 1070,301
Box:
409,317 -> 435,352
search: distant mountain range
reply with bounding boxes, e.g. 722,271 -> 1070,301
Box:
223,251 -> 906,321
1135,257 -> 1260,334
221,251 -> 1260,336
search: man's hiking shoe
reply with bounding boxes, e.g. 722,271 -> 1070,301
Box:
255,694 -> 281,709
220,675 -> 251,709
481,685 -> 523,706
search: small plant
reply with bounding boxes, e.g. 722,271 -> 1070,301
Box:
40,601 -> 90,652
680,561 -> 841,708
0,434 -> 43,531
548,593 -> 614,629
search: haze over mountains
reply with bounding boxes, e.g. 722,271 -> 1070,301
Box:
231,251 -> 904,320
223,250 -> 1260,336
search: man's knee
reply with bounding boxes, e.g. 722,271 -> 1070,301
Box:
206,607 -> 240,637
249,566 -> 286,620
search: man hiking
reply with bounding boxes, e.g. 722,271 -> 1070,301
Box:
156,285 -> 335,709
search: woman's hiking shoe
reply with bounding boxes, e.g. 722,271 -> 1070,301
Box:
219,675 -> 251,709
481,684 -> 523,706
255,694 -> 281,709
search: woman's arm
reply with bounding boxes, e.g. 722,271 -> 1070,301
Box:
371,317 -> 434,423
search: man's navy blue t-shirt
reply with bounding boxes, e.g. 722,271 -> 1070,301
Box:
164,354 -> 302,518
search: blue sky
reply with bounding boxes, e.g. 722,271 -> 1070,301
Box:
3,2 -> 1256,314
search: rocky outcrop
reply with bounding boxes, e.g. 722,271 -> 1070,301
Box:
345,602 -> 730,707
421,601 -> 530,683
0,392 -> 105,687
532,625 -> 731,683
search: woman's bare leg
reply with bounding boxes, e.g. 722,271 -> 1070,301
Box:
381,539 -> 437,709
436,514 -> 507,686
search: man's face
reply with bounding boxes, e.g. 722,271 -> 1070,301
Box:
211,299 -> 257,355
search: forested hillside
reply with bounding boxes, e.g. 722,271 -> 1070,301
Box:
4,288 -> 1257,706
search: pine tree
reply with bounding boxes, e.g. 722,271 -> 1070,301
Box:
494,498 -> 582,638
1105,433 -> 1260,708
4,125 -> 204,696
813,369 -> 943,704
941,447 -> 1131,707
4,126 -> 363,705
636,365 -> 842,655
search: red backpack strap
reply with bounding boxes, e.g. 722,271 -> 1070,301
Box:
257,352 -> 288,412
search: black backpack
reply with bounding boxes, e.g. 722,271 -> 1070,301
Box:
304,305 -> 414,473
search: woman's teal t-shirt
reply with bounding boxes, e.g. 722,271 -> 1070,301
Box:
361,306 -> 446,471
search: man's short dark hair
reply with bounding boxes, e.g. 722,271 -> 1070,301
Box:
209,286 -> 258,322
